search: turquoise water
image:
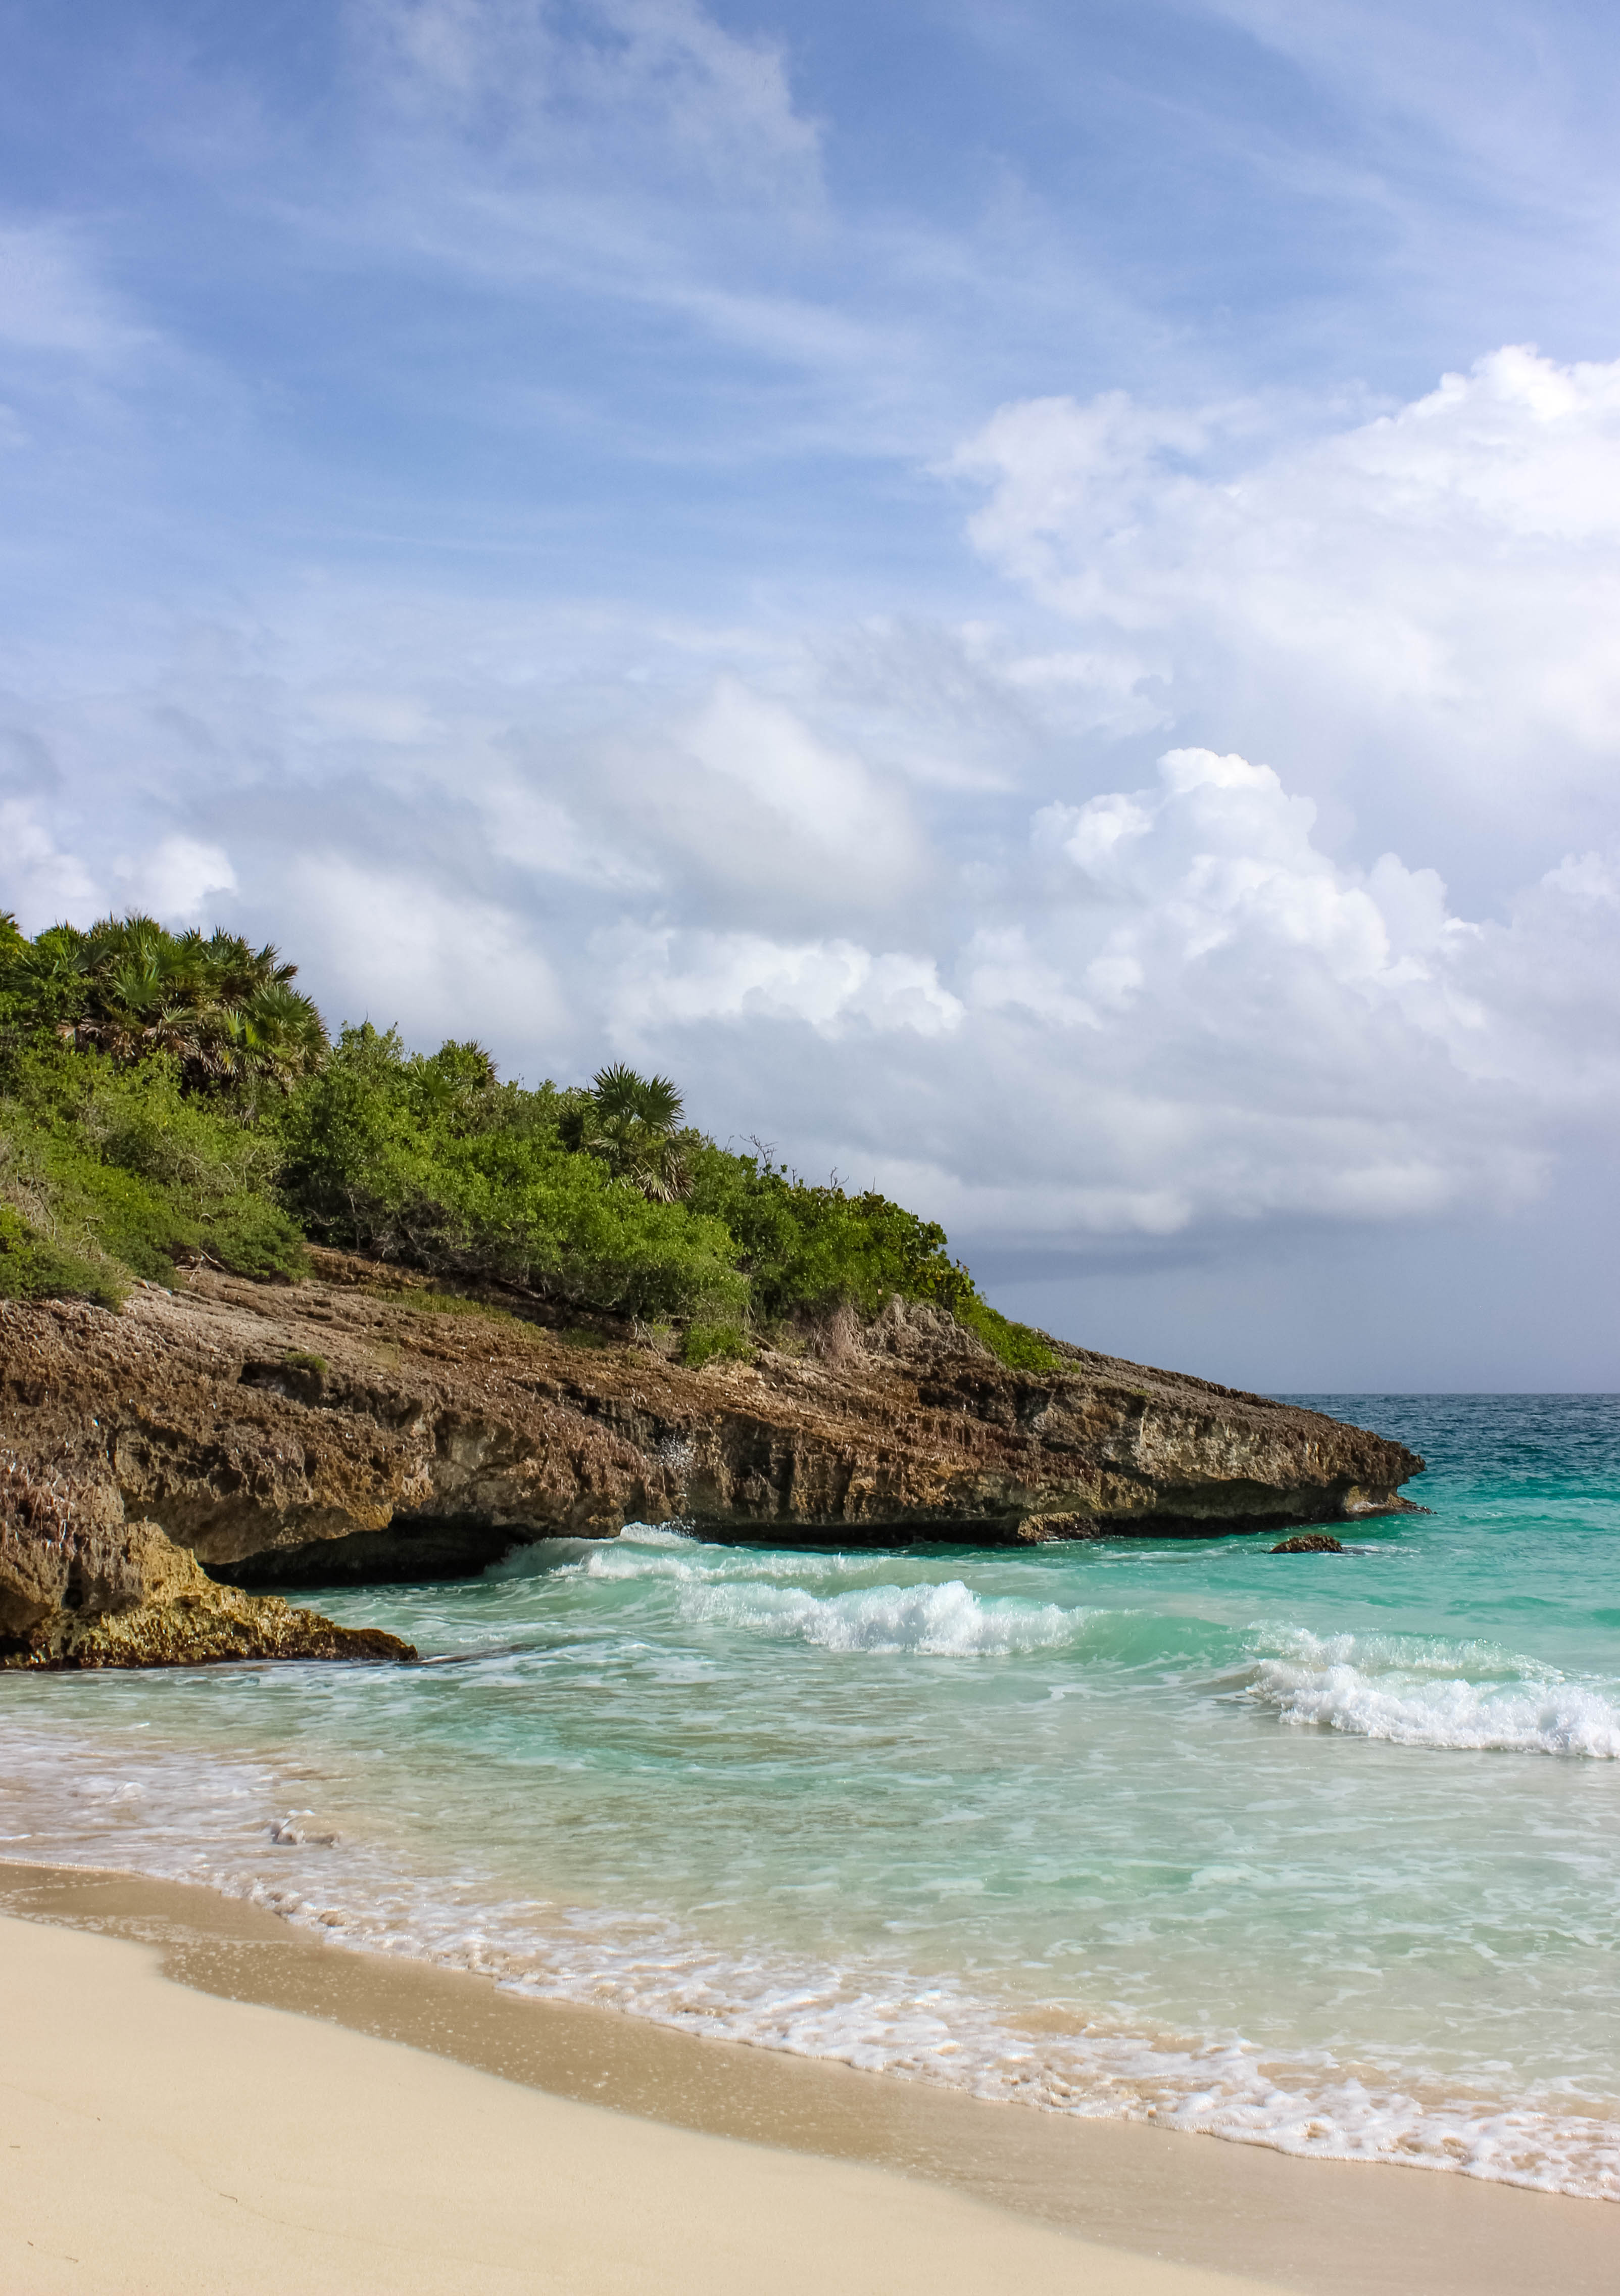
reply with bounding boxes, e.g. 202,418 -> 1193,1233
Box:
4,1395 -> 1619,2196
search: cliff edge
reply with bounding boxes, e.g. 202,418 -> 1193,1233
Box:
1,1254 -> 1422,1665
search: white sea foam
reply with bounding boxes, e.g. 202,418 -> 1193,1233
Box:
3,1717 -> 1618,2204
539,1539 -> 1094,1657
1246,1629 -> 1620,1757
3,1727 -> 1615,2204
680,1576 -> 1081,1655
493,1527 -> 867,1590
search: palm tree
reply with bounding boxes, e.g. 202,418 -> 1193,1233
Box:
571,1064 -> 690,1201
203,980 -> 329,1088
2,914 -> 328,1090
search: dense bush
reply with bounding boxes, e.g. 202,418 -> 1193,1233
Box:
0,910 -> 1060,1367
682,1143 -> 965,1316
0,1040 -> 306,1301
3,912 -> 326,1091
273,1026 -> 746,1322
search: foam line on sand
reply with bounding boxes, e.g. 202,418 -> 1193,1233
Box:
0,1912 -> 1269,2296
0,1864 -> 1614,2294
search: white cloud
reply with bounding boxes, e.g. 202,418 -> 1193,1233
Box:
603,926 -> 964,1042
113,835 -> 238,923
651,677 -> 924,905
945,745 -> 1563,1235
0,798 -> 99,928
476,780 -> 660,891
954,347 -> 1620,858
284,854 -> 567,1047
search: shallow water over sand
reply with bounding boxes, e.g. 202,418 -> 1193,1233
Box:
5,1395 -> 1618,2197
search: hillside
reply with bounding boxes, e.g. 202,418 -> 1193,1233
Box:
0,911 -> 1423,1669
0,911 -> 1053,1370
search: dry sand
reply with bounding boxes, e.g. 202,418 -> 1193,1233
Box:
0,1909 -> 1274,2296
0,1862 -> 1614,2295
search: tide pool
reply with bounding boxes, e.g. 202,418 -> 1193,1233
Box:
4,1395 -> 1618,2196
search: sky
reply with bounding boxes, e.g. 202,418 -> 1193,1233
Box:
3,0 -> 1618,1390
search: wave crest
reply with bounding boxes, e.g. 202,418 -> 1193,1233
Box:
1248,1631 -> 1620,1756
682,1577 -> 1081,1656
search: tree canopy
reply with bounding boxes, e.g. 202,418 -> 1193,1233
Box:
0,911 -> 1058,1369
563,1063 -> 689,1202
2,914 -> 327,1091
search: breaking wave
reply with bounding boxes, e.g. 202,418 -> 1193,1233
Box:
680,1576 -> 1082,1655
1246,1629 -> 1620,1757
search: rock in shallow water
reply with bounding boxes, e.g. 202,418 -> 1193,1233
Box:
1270,1532 -> 1346,1553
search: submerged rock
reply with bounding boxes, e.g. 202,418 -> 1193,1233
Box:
0,1261 -> 1421,1663
1270,1532 -> 1346,1553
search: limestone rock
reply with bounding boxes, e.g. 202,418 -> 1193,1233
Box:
0,1260 -> 1423,1662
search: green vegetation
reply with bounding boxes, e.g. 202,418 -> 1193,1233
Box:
273,1025 -> 746,1324
5,912 -> 325,1092
561,1063 -> 690,1202
0,1038 -> 307,1306
680,1319 -> 754,1370
0,910 -> 1060,1370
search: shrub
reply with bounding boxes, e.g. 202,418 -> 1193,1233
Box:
680,1319 -> 753,1369
0,913 -> 326,1090
0,913 -> 1066,1368
0,1202 -> 124,1307
0,1041 -> 305,1289
682,1145 -> 968,1318
273,1027 -> 745,1322
953,1294 -> 1062,1372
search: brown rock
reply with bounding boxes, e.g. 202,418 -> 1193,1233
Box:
0,1486 -> 414,1669
0,1258 -> 1423,1663
1270,1532 -> 1346,1553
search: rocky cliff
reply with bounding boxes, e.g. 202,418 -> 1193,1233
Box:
0,1252 -> 1423,1665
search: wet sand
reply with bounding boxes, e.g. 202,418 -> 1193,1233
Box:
0,1860 -> 1613,2293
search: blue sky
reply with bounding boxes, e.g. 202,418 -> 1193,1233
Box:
4,0 -> 1619,1386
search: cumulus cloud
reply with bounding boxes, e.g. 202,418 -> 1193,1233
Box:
113,836 -> 238,923
611,678 -> 926,913
956,347 -> 1620,868
603,926 -> 964,1042
945,744 -> 1577,1236
281,854 -> 568,1045
0,798 -> 99,927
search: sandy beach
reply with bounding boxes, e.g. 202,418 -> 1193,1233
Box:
1,1863 -> 1614,2295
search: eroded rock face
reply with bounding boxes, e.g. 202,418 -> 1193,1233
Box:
0,1257 -> 1423,1662
0,1464 -> 414,1668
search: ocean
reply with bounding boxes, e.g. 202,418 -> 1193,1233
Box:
4,1394 -> 1617,2199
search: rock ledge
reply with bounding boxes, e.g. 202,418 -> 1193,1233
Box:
1,1259 -> 1423,1664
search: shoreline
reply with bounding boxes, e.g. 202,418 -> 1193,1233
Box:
1,1858 -> 1614,2294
